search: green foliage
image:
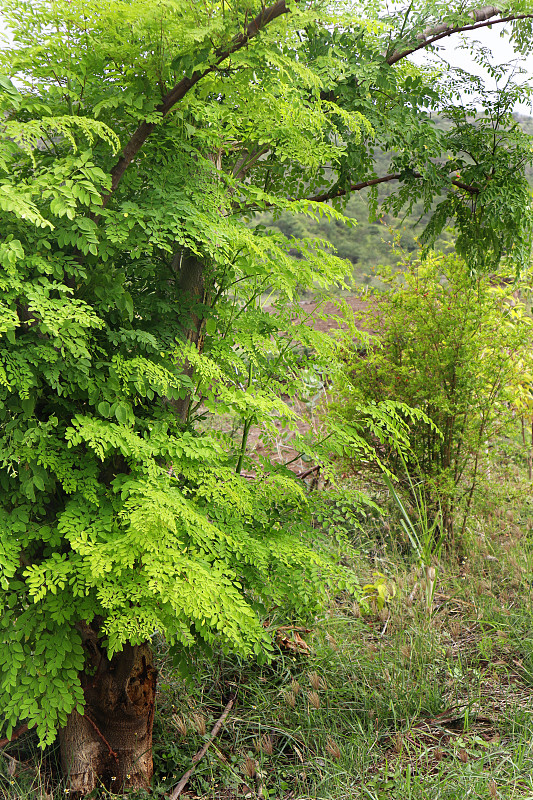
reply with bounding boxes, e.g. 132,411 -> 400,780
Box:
383,466 -> 443,569
1,0 -> 533,764
382,462 -> 444,612
258,36 -> 533,282
361,571 -> 396,611
332,253 -> 533,540
0,0 -> 379,750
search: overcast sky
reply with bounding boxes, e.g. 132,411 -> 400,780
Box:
411,24 -> 533,114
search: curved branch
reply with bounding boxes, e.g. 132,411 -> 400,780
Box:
309,173 -> 404,202
307,171 -> 479,203
103,0 -> 291,205
387,6 -> 533,65
101,2 -> 530,207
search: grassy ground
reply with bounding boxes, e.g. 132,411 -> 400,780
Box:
2,454 -> 533,800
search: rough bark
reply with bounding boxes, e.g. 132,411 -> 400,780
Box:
60,640 -> 157,796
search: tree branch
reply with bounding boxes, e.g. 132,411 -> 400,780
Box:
307,171 -> 479,203
103,0 -> 291,205
387,6 -> 533,65
232,146 -> 270,182
0,724 -> 28,750
309,173 -> 404,202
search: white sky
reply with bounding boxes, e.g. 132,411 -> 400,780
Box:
411,24 -> 533,114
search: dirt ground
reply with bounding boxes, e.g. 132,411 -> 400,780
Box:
293,294 -> 371,334
244,295 -> 371,479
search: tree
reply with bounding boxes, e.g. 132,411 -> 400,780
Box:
331,253 -> 533,542
1,0 -> 533,794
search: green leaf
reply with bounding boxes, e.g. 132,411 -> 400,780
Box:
0,75 -> 20,96
97,402 -> 111,417
114,402 -> 129,424
21,398 -> 35,415
33,475 -> 45,492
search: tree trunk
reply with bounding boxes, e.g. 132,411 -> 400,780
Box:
174,249 -> 208,423
59,641 -> 157,796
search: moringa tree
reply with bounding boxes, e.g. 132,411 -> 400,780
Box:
0,0 -> 532,794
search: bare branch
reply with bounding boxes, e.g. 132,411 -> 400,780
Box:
306,171 -> 479,204
309,173 -> 405,202
387,6 -> 533,65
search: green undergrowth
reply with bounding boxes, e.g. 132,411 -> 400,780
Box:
3,458 -> 533,800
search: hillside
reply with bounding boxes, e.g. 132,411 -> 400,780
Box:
255,113 -> 533,289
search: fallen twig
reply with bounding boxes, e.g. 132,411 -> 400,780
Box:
296,464 -> 320,480
168,695 -> 236,800
0,724 -> 28,750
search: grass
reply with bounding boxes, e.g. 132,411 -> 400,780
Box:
2,447 -> 533,799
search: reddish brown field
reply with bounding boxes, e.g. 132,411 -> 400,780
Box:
245,295 -> 371,478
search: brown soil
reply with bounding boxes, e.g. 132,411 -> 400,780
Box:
243,295 -> 371,479
292,294 -> 371,334
264,294 -> 371,335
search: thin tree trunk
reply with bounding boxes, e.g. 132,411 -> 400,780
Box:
60,640 -> 157,796
527,418 -> 533,481
174,250 -> 208,423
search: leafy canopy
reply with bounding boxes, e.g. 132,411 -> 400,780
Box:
0,0 -> 533,747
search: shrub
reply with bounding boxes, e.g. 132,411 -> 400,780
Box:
331,253 -> 533,542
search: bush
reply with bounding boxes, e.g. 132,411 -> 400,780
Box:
331,253 -> 533,543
